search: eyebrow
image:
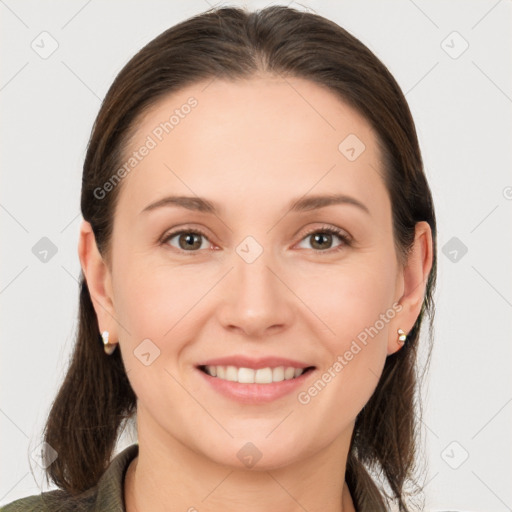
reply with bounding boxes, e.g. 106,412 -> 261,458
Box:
140,193 -> 370,216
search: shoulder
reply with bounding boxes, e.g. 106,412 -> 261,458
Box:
0,444 -> 139,512
0,488 -> 95,511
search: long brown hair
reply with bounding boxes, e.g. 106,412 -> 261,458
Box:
42,6 -> 437,510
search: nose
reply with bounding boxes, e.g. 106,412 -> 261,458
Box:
216,248 -> 295,338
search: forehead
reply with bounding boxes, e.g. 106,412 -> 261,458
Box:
115,75 -> 387,219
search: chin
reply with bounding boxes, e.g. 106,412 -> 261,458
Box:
197,432 -> 311,471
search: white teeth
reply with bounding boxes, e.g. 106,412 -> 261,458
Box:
272,366 -> 284,382
284,367 -> 295,380
203,365 -> 306,383
226,365 -> 238,382
255,367 -> 272,384
215,365 -> 225,379
238,367 -> 256,384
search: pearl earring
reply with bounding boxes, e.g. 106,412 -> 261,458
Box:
397,328 -> 407,346
101,330 -> 117,355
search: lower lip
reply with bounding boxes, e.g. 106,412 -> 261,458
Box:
196,367 -> 315,404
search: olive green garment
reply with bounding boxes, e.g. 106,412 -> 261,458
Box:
0,444 -> 139,512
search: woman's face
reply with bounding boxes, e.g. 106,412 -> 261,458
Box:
89,75 -> 418,469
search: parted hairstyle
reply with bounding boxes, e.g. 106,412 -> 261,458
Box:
42,5 -> 437,511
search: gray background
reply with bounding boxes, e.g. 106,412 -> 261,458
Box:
1,1 -> 511,510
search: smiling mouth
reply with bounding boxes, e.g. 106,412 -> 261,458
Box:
197,365 -> 316,384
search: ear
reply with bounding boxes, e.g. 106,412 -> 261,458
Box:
77,219 -> 119,348
388,221 -> 433,355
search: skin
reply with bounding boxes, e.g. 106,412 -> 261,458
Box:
78,75 -> 433,512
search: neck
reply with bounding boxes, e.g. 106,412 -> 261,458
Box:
124,414 -> 356,512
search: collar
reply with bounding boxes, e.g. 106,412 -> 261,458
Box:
93,443 -> 139,512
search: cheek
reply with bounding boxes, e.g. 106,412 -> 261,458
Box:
113,257 -> 205,337
113,265 -> 203,415
296,255 -> 397,405
112,259 -> 225,395
304,253 -> 398,341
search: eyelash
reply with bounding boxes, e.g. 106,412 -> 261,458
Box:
160,225 -> 352,255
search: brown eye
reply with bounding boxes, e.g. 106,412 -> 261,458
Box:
297,227 -> 351,253
163,230 -> 210,251
309,232 -> 335,250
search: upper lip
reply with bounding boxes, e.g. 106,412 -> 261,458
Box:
196,355 -> 315,370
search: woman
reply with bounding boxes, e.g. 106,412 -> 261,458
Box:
2,5 -> 436,511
